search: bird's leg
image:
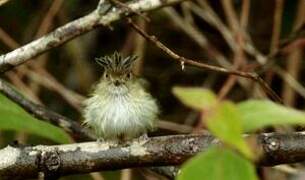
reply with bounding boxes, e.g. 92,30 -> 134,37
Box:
96,138 -> 105,143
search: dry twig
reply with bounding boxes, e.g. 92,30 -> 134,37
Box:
128,18 -> 282,103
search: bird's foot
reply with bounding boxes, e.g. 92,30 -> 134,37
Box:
96,138 -> 120,148
136,134 -> 149,144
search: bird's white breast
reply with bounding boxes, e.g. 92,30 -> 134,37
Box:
83,89 -> 158,140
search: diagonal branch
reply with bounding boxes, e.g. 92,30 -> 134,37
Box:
128,18 -> 282,103
0,0 -> 186,73
1,132 -> 305,179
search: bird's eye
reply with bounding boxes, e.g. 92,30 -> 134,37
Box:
105,73 -> 109,78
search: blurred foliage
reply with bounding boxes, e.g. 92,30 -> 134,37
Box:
0,93 -> 71,144
205,101 -> 251,158
172,87 -> 217,110
178,147 -> 258,180
174,87 -> 305,180
239,100 -> 305,132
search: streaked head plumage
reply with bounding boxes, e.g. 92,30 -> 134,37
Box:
95,51 -> 137,73
95,52 -> 137,90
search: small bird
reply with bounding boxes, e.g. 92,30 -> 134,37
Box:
83,52 -> 159,142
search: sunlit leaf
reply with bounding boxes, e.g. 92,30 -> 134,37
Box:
238,100 -> 305,132
172,87 -> 216,110
178,147 -> 258,180
205,101 -> 252,158
0,93 -> 71,143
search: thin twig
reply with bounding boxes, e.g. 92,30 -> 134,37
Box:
181,2 -> 194,25
281,1 -> 304,106
0,26 -> 85,111
221,0 -> 240,33
169,2 -> 303,101
128,18 -> 282,103
192,1 -> 266,64
157,120 -> 193,133
276,67 -> 305,100
27,69 -> 85,111
218,0 -> 247,100
270,0 -> 284,54
193,0 -> 237,52
163,6 -> 252,97
32,0 -> 65,72
133,17 -> 147,76
35,0 -> 64,38
240,0 -> 250,29
5,70 -> 42,104
163,8 -> 228,66
0,27 -> 19,49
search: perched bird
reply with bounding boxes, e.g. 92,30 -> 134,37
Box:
83,52 -> 159,142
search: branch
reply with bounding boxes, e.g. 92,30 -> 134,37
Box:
0,78 -> 185,178
128,19 -> 282,103
1,133 -> 305,179
0,0 -> 10,7
0,0 -> 186,72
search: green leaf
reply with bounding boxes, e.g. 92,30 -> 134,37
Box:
178,147 -> 258,180
206,101 -> 252,158
172,87 -> 216,110
238,100 -> 305,132
0,93 -> 71,143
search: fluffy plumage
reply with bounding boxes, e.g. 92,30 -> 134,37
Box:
83,52 -> 159,141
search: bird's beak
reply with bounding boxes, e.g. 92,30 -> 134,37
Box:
114,80 -> 121,86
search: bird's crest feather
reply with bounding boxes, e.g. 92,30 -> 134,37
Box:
95,52 -> 137,72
